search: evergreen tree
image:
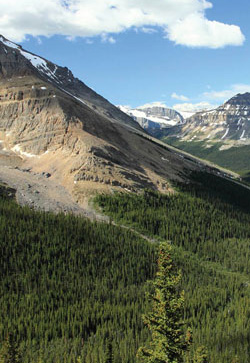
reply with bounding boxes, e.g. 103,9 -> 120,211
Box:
193,346 -> 208,363
0,334 -> 20,363
104,337 -> 113,363
137,242 -> 191,363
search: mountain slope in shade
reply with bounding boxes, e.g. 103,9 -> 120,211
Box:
0,35 -> 213,210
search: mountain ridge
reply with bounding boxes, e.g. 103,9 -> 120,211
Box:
0,35 -> 219,212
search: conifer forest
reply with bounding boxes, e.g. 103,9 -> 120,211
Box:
1,171 -> 250,362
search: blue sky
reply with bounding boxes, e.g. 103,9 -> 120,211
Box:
0,0 -> 249,113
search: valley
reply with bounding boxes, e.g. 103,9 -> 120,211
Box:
138,93 -> 250,181
0,34 -> 250,363
1,170 -> 250,363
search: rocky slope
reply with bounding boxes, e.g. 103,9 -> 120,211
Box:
174,93 -> 250,149
0,35 -> 231,212
118,104 -> 183,132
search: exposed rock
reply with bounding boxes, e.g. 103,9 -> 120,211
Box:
172,93 -> 250,147
0,34 -> 213,211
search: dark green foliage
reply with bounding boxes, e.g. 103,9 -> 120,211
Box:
137,242 -> 190,363
96,172 -> 250,362
2,168 -> 250,363
163,137 -> 250,178
0,334 -> 21,363
104,337 -> 114,363
0,186 -> 156,363
193,346 -> 208,363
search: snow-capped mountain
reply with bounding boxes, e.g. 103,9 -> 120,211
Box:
179,93 -> 250,147
118,104 -> 184,131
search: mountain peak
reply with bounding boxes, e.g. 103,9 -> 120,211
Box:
225,92 -> 250,106
0,33 -> 206,208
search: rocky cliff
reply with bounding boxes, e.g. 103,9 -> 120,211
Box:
178,93 -> 250,149
0,35 -> 210,210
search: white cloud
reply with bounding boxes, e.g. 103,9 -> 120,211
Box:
0,0 -> 245,48
167,13 -> 245,48
173,101 -> 218,117
138,101 -> 170,109
171,92 -> 189,101
86,39 -> 94,45
140,27 -> 158,34
203,84 -> 250,101
101,33 -> 116,44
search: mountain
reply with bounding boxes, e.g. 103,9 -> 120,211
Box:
118,104 -> 183,132
159,93 -> 250,179
181,93 -> 250,145
0,35 -> 217,212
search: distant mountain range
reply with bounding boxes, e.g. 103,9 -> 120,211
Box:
152,93 -> 250,179
117,104 -> 184,132
180,93 -> 250,145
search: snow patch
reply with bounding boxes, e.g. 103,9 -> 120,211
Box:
117,105 -> 130,114
121,107 -> 179,127
221,128 -> 229,140
0,36 -> 60,83
240,130 -> 246,140
12,144 -> 38,158
58,87 -> 86,105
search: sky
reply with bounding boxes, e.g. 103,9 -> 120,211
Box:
0,0 -> 250,113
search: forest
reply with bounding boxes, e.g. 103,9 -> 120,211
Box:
0,183 -> 156,363
1,171 -> 250,362
96,172 -> 250,362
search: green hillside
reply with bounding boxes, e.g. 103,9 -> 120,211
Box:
163,137 -> 250,181
96,172 -> 250,362
0,184 -> 156,363
1,171 -> 250,362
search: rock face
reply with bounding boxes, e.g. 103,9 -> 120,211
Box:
175,93 -> 250,148
0,35 -> 208,208
118,104 -> 183,132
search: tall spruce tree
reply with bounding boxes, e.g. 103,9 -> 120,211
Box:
137,242 -> 191,363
